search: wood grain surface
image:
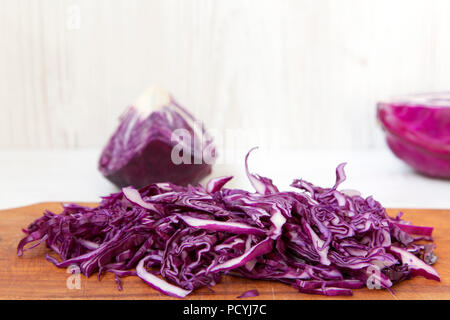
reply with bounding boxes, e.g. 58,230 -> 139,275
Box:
2,0 -> 450,150
0,203 -> 448,300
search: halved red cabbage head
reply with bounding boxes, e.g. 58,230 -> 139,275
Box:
99,87 -> 215,188
18,150 -> 439,298
377,92 -> 450,178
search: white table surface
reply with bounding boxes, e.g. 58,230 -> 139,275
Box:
0,147 -> 449,210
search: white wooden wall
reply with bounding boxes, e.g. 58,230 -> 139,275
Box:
1,0 -> 450,150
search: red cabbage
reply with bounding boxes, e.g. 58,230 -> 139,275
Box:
377,93 -> 450,178
136,256 -> 192,298
237,289 -> 259,298
99,87 -> 215,188
388,246 -> 440,281
18,150 -> 439,297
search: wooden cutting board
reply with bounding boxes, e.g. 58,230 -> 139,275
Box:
0,203 -> 448,300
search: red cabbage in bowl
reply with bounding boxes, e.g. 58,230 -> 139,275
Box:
377,93 -> 450,178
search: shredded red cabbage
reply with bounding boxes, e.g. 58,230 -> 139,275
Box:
17,150 -> 439,297
237,289 -> 259,299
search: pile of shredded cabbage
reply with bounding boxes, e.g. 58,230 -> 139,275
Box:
17,149 -> 439,298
